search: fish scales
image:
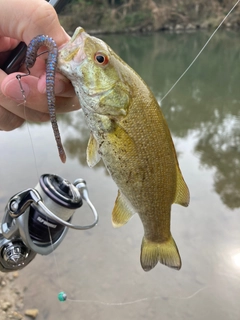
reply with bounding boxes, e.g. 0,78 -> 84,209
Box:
116,93 -> 174,240
58,27 -> 190,271
100,78 -> 175,215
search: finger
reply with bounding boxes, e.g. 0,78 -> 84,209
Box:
0,37 -> 20,69
15,51 -> 76,97
0,36 -> 19,51
1,73 -> 80,113
38,72 -> 77,97
0,0 -> 69,46
0,90 -> 50,123
0,105 -> 24,131
0,76 -> 50,123
0,78 -> 79,131
0,94 -> 78,123
18,56 -> 47,77
1,72 -> 47,110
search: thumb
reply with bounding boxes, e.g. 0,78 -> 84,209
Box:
1,73 -> 30,101
0,37 -> 19,52
0,0 -> 69,46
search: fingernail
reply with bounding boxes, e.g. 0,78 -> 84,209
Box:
3,78 -> 29,101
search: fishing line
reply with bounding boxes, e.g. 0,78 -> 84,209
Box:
160,0 -> 240,103
16,76 -> 40,181
16,80 -> 62,302
24,121 -> 40,180
17,71 -> 65,299
66,286 -> 209,306
47,224 -> 63,290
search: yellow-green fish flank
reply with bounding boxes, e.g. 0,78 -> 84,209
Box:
58,27 -> 190,271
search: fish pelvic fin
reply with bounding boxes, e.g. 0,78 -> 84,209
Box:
174,165 -> 190,207
140,235 -> 182,272
112,191 -> 135,228
87,133 -> 101,168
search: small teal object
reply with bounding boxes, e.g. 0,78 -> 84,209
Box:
58,291 -> 67,302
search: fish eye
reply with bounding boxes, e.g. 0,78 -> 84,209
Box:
94,52 -> 109,66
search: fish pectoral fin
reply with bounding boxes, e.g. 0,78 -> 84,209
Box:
173,166 -> 190,207
112,191 -> 135,228
140,235 -> 182,272
87,133 -> 101,168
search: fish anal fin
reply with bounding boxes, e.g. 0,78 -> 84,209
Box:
87,133 -> 101,168
112,191 -> 135,228
174,166 -> 190,207
140,235 -> 182,272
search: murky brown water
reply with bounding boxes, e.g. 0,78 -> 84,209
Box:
0,30 -> 240,319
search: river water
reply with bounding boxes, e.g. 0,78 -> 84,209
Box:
0,30 -> 240,320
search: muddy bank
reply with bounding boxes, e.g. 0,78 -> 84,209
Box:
0,273 -> 38,320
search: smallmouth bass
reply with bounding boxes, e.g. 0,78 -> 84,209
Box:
58,27 -> 190,271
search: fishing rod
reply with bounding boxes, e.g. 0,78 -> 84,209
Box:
0,0 -> 70,74
0,173 -> 98,272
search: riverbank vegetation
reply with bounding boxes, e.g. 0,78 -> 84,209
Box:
59,0 -> 240,34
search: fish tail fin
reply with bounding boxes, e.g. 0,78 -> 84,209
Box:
140,235 -> 182,271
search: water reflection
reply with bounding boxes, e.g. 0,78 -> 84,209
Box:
195,115 -> 240,209
61,111 -> 90,166
232,251 -> 240,268
61,111 -> 106,170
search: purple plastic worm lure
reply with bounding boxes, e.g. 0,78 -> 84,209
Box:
25,35 -> 66,163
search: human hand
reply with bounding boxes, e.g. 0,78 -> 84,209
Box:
0,0 -> 80,131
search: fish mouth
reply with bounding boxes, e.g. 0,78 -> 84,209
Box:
58,27 -> 87,65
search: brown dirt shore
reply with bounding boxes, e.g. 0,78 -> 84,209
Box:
0,272 -> 38,320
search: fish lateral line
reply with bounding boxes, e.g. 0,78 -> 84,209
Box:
16,35 -> 66,163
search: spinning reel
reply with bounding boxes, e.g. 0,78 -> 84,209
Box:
0,174 -> 98,272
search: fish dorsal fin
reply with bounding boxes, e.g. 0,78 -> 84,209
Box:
173,166 -> 190,207
87,132 -> 101,168
112,191 -> 136,228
